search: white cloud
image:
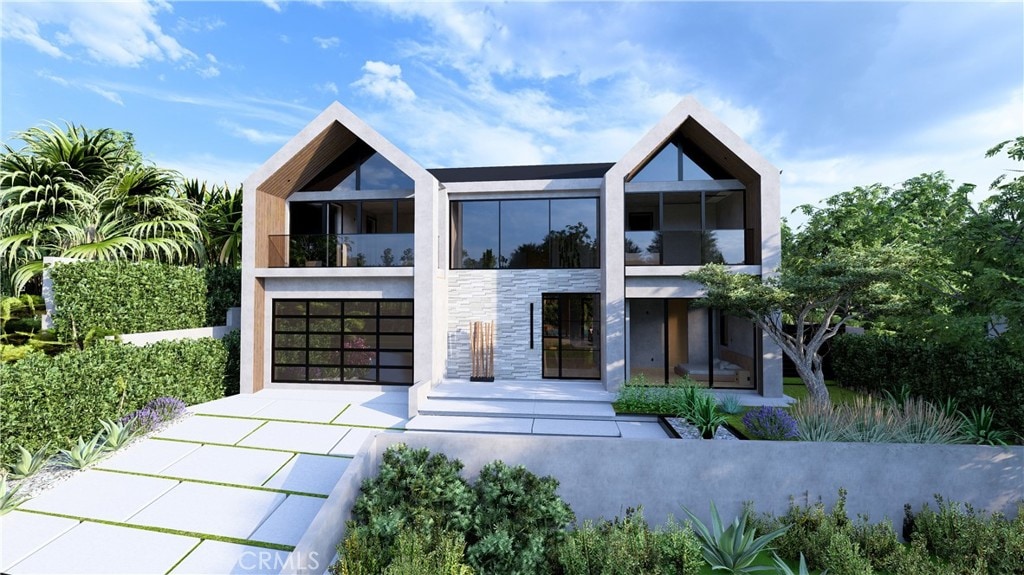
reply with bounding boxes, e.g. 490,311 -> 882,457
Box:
3,1 -> 194,67
315,81 -> 339,95
174,16 -> 225,34
218,120 -> 291,145
351,61 -> 415,104
37,70 -> 123,106
279,34 -> 290,44
313,36 -> 340,50
262,1 -> 282,13
156,153 -> 260,189
778,88 -> 1023,228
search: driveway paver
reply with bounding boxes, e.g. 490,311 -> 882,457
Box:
5,521 -> 198,574
19,470 -> 179,522
97,438 -> 201,474
236,420 -> 349,454
247,494 -> 326,547
327,427 -> 377,457
158,444 -> 294,488
126,482 -> 287,540
169,541 -> 289,575
0,511 -> 80,571
156,415 -> 265,444
251,399 -> 350,423
262,453 -> 351,495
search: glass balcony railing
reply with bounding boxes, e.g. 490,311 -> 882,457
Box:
268,234 -> 414,268
624,229 -> 752,266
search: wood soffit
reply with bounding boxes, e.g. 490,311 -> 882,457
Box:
258,121 -> 360,199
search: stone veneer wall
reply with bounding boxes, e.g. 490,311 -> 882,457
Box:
446,269 -> 602,380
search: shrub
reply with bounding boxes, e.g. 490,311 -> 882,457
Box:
204,265 -> 241,327
0,338 -> 227,465
467,460 -> 575,575
839,397 -> 899,443
221,329 -> 241,396
893,397 -> 962,444
50,261 -> 206,341
832,333 -> 1024,438
350,444 -> 475,567
742,406 -> 798,440
613,376 -> 702,415
717,394 -> 744,415
684,393 -> 727,439
904,495 -> 1024,575
557,510 -> 702,575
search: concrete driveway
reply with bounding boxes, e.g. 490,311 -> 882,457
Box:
0,388 -> 408,574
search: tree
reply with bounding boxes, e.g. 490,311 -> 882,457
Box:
685,246 -> 908,403
0,124 -> 203,294
181,179 -> 243,267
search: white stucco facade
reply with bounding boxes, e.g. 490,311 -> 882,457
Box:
240,97 -> 784,403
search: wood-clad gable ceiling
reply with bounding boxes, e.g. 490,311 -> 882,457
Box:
258,121 -> 361,199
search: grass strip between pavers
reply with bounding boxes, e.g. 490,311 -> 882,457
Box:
330,403 -> 351,424
192,411 -> 405,431
261,452 -> 298,488
94,467 -> 329,499
15,508 -> 296,552
232,418 -> 270,445
151,436 -> 356,459
163,539 -> 203,575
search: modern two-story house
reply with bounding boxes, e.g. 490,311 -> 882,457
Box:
239,97 -> 783,403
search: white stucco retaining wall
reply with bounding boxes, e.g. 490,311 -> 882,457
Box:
286,433 -> 1023,574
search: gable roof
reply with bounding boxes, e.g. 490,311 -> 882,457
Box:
244,101 -> 433,199
607,96 -> 778,186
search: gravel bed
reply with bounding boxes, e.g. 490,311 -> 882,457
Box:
665,417 -> 739,440
6,411 -> 193,500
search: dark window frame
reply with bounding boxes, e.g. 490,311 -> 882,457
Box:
450,197 -> 601,270
271,299 -> 414,386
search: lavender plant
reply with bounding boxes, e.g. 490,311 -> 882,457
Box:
742,406 -> 799,440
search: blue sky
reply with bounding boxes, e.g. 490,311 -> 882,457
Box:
2,1 -> 1021,227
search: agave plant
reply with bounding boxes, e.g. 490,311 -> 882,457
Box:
688,394 -> 729,439
8,443 -> 50,479
59,432 -> 108,469
718,393 -> 745,415
959,406 -> 1011,446
98,419 -> 137,451
772,552 -> 823,575
682,501 -> 789,574
1,476 -> 29,515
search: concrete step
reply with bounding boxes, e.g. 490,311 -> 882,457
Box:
430,379 -> 616,403
417,398 -> 617,420
406,415 -> 621,437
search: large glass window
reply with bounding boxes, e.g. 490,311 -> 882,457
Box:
272,299 -> 414,385
625,191 -> 748,265
631,140 -> 715,182
451,198 -> 599,269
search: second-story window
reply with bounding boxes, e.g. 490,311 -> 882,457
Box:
451,198 -> 599,269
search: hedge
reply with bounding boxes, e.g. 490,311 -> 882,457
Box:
50,261 -> 206,341
831,333 -> 1024,436
0,338 -> 229,465
205,266 -> 241,327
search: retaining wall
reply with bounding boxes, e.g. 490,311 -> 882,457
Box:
287,432 -> 1023,575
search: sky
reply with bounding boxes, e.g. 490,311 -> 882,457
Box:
2,0 -> 1022,228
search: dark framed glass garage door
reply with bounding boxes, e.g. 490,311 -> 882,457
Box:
272,299 -> 413,385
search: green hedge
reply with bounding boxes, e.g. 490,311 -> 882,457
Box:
831,333 -> 1024,436
0,338 -> 228,465
50,261 -> 206,341
205,266 -> 241,327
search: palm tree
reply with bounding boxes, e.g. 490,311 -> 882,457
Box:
181,179 -> 243,267
0,124 -> 203,294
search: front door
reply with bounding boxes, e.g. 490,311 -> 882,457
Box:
542,293 -> 600,379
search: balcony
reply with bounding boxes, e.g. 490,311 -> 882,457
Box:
624,229 -> 753,266
268,234 -> 414,268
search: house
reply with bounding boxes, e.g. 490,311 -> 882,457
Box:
239,97 -> 783,403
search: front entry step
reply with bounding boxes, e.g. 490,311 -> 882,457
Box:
417,398 -> 616,420
405,415 -> 621,437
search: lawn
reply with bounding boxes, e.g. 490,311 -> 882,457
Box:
783,377 -> 866,405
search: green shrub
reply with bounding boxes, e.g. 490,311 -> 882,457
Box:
221,329 -> 241,396
50,261 -> 206,341
204,265 -> 240,327
832,333 -> 1024,438
332,525 -> 472,575
350,444 -> 475,567
557,510 -> 702,575
467,460 -> 575,575
904,495 -> 1024,575
0,338 -> 227,465
613,376 -> 700,415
